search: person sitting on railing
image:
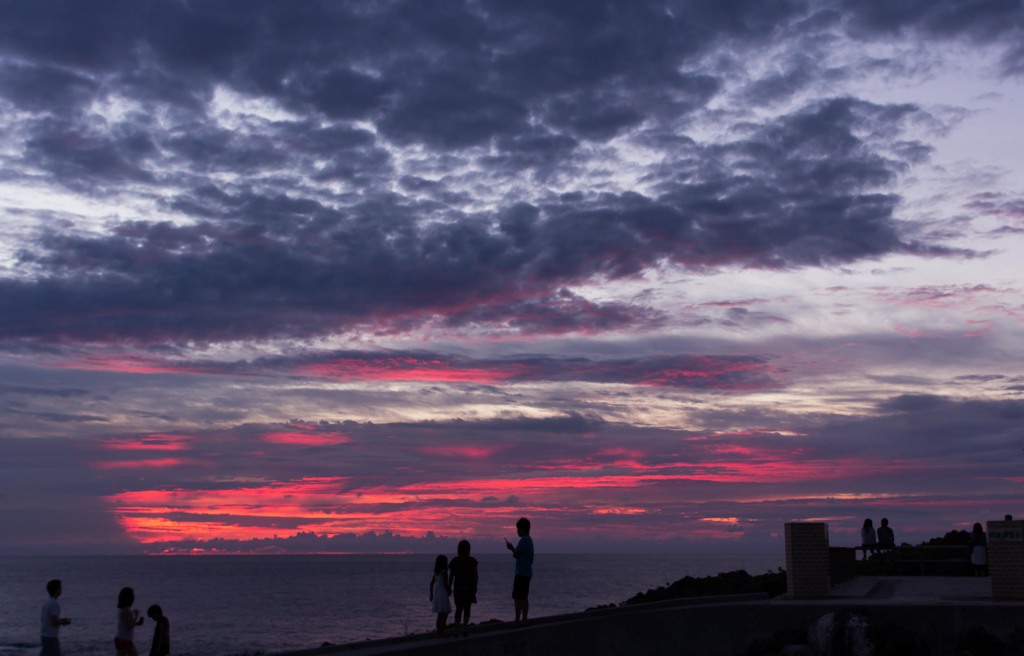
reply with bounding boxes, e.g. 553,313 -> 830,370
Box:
877,517 -> 895,550
860,518 -> 878,559
968,522 -> 987,576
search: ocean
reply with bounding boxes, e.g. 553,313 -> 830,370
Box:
0,552 -> 782,656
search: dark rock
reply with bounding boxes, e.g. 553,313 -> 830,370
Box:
622,568 -> 787,606
953,626 -> 1011,656
866,619 -> 930,656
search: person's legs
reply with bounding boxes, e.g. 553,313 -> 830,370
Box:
436,612 -> 448,635
40,637 -> 61,656
512,575 -> 531,625
512,575 -> 523,623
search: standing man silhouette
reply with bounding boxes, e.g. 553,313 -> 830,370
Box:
40,579 -> 71,656
505,517 -> 534,626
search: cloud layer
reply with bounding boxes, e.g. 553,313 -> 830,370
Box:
1,0 -> 1022,553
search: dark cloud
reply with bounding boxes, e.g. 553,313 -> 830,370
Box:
0,1 -> 996,348
0,0 -> 1020,554
0,436 -> 136,553
877,393 -> 948,413
0,62 -> 97,113
379,75 -> 530,149
840,0 -> 1024,44
0,383 -> 90,398
23,118 -> 157,189
4,408 -> 109,424
5,90 -> 956,345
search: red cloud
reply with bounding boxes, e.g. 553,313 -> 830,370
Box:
102,450 -> 889,546
102,434 -> 192,451
420,445 -> 503,458
58,356 -> 207,375
262,431 -> 352,446
93,458 -> 193,470
300,357 -> 526,383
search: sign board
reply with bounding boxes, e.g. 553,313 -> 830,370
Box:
988,523 -> 1024,542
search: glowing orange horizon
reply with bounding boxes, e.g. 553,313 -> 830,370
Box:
103,450 -> 892,544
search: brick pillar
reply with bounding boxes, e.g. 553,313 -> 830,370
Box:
988,519 -> 1024,600
785,522 -> 830,599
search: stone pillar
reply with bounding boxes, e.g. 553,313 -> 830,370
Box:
988,519 -> 1024,600
785,522 -> 830,599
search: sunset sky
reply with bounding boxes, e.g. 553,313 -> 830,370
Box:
1,0 -> 1022,555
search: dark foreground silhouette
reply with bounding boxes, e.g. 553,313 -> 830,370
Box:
614,568 -> 787,608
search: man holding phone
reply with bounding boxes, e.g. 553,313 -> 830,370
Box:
505,517 -> 534,626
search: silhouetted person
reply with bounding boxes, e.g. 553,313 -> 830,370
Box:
146,605 -> 169,656
860,518 -> 877,559
40,579 -> 71,656
969,522 -> 988,576
114,587 -> 144,656
448,539 -> 478,636
877,517 -> 895,549
505,517 -> 534,626
429,555 -> 451,637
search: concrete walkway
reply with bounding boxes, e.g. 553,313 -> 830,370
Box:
281,577 -> 1022,656
806,575 -> 995,603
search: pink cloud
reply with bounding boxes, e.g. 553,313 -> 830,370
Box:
93,458 -> 194,470
57,356 -> 207,375
102,434 -> 193,451
420,445 -> 503,458
300,357 -> 526,383
262,431 -> 352,446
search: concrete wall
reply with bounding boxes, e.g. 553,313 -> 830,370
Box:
310,595 -> 1024,656
988,519 -> 1024,600
785,522 -> 830,598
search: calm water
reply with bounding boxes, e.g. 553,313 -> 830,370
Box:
0,553 -> 781,656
